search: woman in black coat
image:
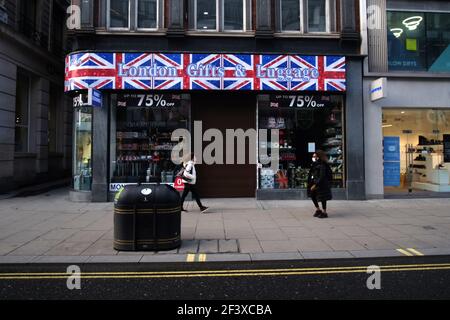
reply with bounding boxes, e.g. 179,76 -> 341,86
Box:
307,150 -> 333,218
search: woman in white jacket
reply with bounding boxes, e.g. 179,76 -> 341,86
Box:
181,153 -> 209,213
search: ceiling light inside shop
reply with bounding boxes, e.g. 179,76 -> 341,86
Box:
390,28 -> 403,38
382,124 -> 393,128
203,11 -> 209,15
401,111 -> 405,114
402,16 -> 423,30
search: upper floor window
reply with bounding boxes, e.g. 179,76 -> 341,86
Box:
107,0 -> 163,31
188,0 -> 252,32
278,0 -> 336,33
387,11 -> 450,72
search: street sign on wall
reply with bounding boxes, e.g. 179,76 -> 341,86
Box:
65,52 -> 346,92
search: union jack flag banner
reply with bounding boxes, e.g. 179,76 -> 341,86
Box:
65,52 -> 346,92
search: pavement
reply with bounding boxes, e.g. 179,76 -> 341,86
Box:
1,187 -> 450,264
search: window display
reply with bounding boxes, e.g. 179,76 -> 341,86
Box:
258,94 -> 344,190
73,106 -> 92,191
110,93 -> 190,186
258,95 -> 344,189
383,109 -> 450,192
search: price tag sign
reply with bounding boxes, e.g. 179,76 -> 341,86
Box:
269,94 -> 334,108
117,94 -> 182,108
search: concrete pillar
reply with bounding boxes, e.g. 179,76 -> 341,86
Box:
91,96 -> 108,202
167,0 -> 184,36
345,57 -> 366,200
256,0 -> 273,37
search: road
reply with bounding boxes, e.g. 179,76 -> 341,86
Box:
1,256 -> 450,300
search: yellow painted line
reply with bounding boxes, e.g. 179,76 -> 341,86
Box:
407,248 -> 424,256
1,266 -> 450,280
198,254 -> 207,262
397,249 -> 414,256
186,254 -> 196,262
2,262 -> 450,277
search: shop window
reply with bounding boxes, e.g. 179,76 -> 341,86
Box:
382,109 -> 450,192
277,0 -> 336,33
258,94 -> 345,190
188,0 -> 251,32
387,11 -> 450,72
73,107 -> 92,191
110,93 -> 190,187
107,0 -> 164,31
15,71 -> 30,153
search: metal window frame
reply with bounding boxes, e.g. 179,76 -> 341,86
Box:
278,0 -> 336,34
135,0 -> 161,31
279,0 -> 304,33
305,0 -> 332,34
194,0 -> 220,32
107,0 -> 131,31
222,0 -> 247,32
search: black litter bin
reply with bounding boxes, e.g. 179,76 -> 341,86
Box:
114,183 -> 181,251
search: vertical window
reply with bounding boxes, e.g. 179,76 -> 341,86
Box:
109,0 -> 130,29
73,106 -> 92,191
196,0 -> 217,30
278,0 -> 336,33
190,0 -> 250,32
137,0 -> 157,29
223,0 -> 243,31
15,71 -> 30,153
280,0 -> 301,31
307,0 -> 326,32
48,85 -> 58,153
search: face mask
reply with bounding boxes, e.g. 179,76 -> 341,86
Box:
312,158 -> 317,162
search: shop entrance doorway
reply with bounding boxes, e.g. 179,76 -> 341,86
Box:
382,108 -> 450,196
191,92 -> 256,197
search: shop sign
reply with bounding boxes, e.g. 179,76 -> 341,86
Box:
65,53 -> 346,92
269,94 -> 334,108
73,93 -> 88,107
88,88 -> 102,108
370,77 -> 387,101
116,93 -> 181,108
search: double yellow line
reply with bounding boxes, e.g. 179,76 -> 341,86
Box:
396,248 -> 424,256
1,262 -> 450,280
186,253 -> 207,262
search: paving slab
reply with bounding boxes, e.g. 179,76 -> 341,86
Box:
178,240 -> 199,254
218,239 -> 238,253
198,240 -> 219,253
87,255 -> 142,263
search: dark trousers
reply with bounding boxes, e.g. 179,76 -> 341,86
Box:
181,183 -> 203,209
311,190 -> 327,211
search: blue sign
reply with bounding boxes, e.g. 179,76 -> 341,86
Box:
384,161 -> 401,187
383,136 -> 401,186
383,136 -> 400,162
88,88 -> 102,108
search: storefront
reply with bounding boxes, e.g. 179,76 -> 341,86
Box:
66,52 -> 365,201
382,109 -> 450,193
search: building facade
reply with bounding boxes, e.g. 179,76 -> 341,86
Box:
361,0 -> 450,199
66,0 -> 365,202
0,0 -> 72,193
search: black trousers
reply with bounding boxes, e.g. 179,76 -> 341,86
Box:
181,183 -> 203,209
311,190 -> 327,211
